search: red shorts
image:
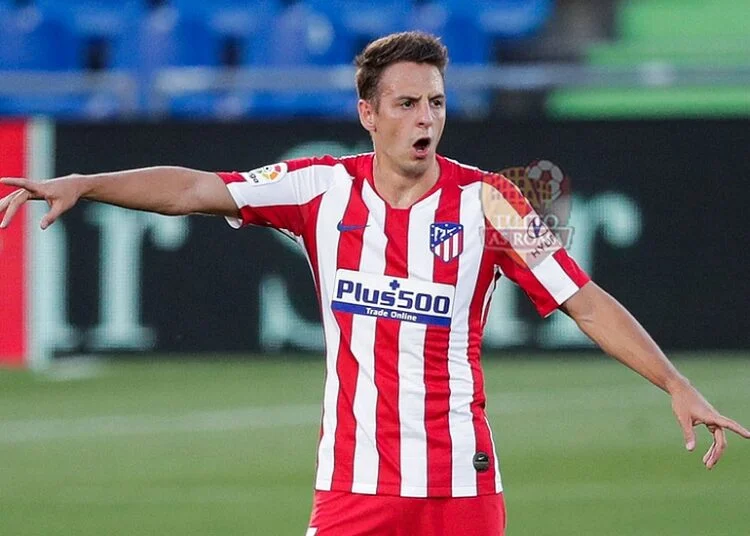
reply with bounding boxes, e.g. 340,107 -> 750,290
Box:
307,490 -> 506,536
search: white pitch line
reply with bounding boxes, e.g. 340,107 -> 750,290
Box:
1,377 -> 745,444
508,480 -> 750,503
486,375 -> 750,414
0,404 -> 322,444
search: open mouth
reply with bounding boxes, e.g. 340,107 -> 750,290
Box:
412,137 -> 432,157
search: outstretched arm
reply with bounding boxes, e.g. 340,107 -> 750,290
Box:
562,281 -> 750,469
0,166 -> 238,230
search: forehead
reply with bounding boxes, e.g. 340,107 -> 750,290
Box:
378,62 -> 445,99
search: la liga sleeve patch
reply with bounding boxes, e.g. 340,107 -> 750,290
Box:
240,162 -> 288,185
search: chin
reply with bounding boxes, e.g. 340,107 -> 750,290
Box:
402,160 -> 430,178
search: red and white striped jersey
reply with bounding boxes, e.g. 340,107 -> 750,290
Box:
218,153 -> 589,498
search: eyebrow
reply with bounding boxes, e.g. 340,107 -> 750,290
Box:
395,93 -> 446,101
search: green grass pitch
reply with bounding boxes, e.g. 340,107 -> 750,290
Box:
1,353 -> 748,535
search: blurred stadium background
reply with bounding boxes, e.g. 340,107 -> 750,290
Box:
0,0 -> 749,535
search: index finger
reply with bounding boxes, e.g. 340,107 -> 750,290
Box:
715,416 -> 750,439
0,177 -> 36,190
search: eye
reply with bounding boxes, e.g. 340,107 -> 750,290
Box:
431,98 -> 444,108
401,100 -> 414,109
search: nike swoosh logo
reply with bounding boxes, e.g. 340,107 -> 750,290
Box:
337,221 -> 369,232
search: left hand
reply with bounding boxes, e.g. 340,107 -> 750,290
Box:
669,379 -> 750,469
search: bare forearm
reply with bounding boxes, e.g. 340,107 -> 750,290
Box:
565,283 -> 688,393
74,166 -> 230,216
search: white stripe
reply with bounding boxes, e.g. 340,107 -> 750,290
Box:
448,183 -> 484,497
397,191 -> 441,497
314,178 -> 353,491
531,254 -> 579,305
481,267 -> 499,326
305,528 -> 318,536
485,415 -> 504,492
225,163 -> 342,229
350,181 -> 386,495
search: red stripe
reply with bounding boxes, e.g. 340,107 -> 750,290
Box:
216,171 -> 244,184
468,247 -> 501,494
287,155 -> 341,172
552,248 -> 590,288
0,120 -> 28,367
488,224 -> 562,317
301,196 -> 324,296
424,191 -> 460,495
374,207 -> 409,495
330,178 -> 369,490
217,171 -> 306,232
301,194 -> 327,462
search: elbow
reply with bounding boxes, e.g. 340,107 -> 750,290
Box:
161,176 -> 203,216
560,281 -> 601,325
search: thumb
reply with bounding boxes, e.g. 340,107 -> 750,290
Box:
40,200 -> 67,230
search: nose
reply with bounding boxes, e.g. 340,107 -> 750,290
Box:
417,100 -> 434,128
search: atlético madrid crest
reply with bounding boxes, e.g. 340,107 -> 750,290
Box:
430,222 -> 464,262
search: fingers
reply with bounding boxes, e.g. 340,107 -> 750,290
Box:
40,200 -> 67,230
702,440 -> 715,466
704,427 -> 727,470
0,189 -> 30,229
0,178 -> 46,229
677,413 -> 696,451
0,177 -> 41,196
0,190 -> 16,214
713,416 -> 750,439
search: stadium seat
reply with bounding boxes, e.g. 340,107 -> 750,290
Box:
0,2 -> 75,69
167,1 -> 356,118
445,0 -> 553,39
36,0 -> 144,70
409,3 -> 490,65
305,0 -> 409,50
406,2 -> 492,116
0,2 -> 94,117
18,0 -> 148,117
251,2 -> 357,117
124,4 -> 208,70
170,0 -> 280,67
164,0 -> 281,117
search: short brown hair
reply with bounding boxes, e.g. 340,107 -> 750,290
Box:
354,32 -> 448,105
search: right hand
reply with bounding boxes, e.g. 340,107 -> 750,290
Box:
0,176 -> 82,230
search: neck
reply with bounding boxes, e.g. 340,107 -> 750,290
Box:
372,155 -> 440,209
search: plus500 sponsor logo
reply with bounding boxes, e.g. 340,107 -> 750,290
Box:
331,269 -> 455,327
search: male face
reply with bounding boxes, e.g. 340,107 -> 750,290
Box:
358,61 -> 446,179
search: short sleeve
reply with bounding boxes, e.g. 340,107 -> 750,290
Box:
484,173 -> 590,317
217,156 -> 340,236
495,246 -> 590,317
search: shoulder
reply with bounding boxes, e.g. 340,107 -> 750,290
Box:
286,153 -> 373,180
438,154 -> 522,195
437,154 -> 493,189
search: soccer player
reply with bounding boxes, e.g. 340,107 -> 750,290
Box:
1,32 -> 748,536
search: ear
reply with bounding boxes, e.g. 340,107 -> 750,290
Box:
358,99 -> 376,133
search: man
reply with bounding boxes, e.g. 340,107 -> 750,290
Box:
1,32 -> 748,536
